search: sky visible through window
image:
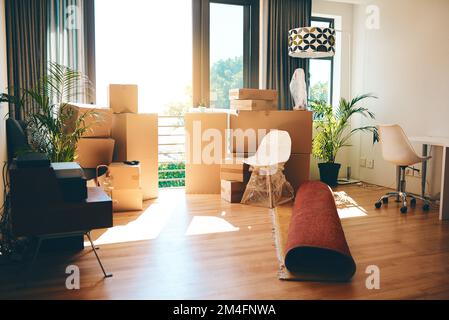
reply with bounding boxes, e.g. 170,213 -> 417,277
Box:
210,3 -> 243,65
210,3 -> 244,108
95,0 -> 192,114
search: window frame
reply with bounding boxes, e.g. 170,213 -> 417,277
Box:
310,16 -> 335,106
193,0 -> 259,108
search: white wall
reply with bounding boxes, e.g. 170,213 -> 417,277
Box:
352,0 -> 449,196
0,0 -> 7,207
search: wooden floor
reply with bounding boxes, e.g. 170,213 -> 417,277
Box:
1,184 -> 449,300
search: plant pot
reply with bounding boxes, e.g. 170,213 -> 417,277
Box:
318,163 -> 341,187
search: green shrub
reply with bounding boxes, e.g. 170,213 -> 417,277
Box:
158,162 -> 185,188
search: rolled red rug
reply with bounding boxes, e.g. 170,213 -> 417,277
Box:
284,181 -> 356,282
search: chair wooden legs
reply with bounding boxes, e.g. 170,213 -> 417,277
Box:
267,173 -> 274,209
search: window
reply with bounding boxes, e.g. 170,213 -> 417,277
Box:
95,1 -> 193,189
209,3 -> 244,109
309,16 -> 335,105
95,0 -> 193,115
193,0 -> 259,109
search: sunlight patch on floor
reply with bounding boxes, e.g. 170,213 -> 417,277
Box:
334,191 -> 368,219
185,216 -> 240,236
85,189 -> 182,246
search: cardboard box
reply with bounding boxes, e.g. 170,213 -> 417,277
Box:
229,152 -> 255,159
112,113 -> 158,161
108,84 -> 138,114
64,103 -> 113,138
230,99 -> 278,111
111,113 -> 158,200
221,180 -> 245,203
185,112 -> 227,194
220,157 -> 251,183
108,162 -> 141,189
230,110 -> 313,154
221,171 -> 245,182
284,153 -> 311,192
76,138 -> 115,169
229,88 -> 278,101
111,189 -> 143,212
139,159 -> 158,200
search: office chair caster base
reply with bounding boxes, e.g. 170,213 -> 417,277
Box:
410,198 -> 417,208
400,206 -> 408,214
376,193 -> 397,209
423,203 -> 430,212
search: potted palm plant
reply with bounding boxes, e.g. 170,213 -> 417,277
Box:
310,94 -> 378,187
2,62 -> 98,162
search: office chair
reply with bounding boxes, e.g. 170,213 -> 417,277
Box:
375,124 -> 431,213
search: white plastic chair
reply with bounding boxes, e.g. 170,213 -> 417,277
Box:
244,130 -> 292,168
375,124 -> 431,213
241,130 -> 294,208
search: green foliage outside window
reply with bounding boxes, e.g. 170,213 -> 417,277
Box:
309,81 -> 330,104
210,56 -> 243,108
159,162 -> 186,188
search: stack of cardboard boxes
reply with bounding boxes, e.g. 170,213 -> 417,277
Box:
229,88 -> 278,111
220,157 -> 251,203
108,84 -> 159,211
185,88 -> 313,198
230,109 -> 312,192
69,103 -> 115,169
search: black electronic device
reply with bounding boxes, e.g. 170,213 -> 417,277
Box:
51,162 -> 88,202
124,160 -> 140,166
16,152 -> 51,168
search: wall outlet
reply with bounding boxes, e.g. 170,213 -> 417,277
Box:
367,159 -> 374,169
360,158 -> 367,168
405,167 -> 414,177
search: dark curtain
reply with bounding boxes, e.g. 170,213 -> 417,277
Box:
192,0 -> 210,108
266,0 -> 312,110
5,0 -> 96,120
84,0 -> 96,103
5,0 -> 48,120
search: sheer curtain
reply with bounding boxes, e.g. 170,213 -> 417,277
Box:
5,0 -> 95,120
47,0 -> 95,103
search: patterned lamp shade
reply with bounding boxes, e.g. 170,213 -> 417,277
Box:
289,27 -> 336,58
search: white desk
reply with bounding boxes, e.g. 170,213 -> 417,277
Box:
409,136 -> 449,221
